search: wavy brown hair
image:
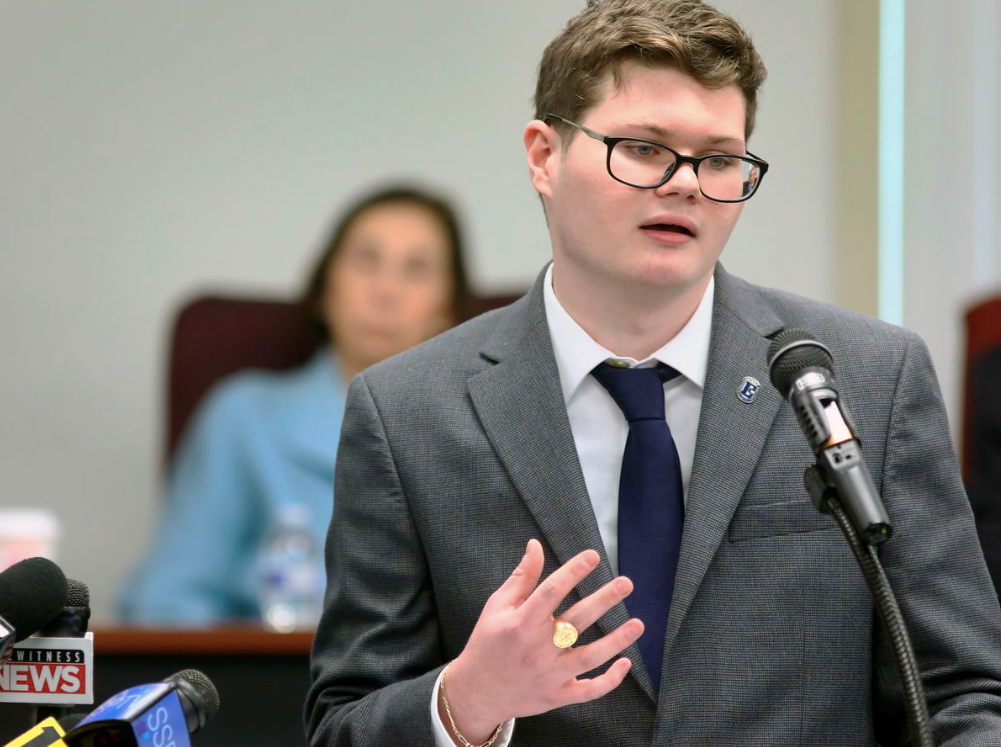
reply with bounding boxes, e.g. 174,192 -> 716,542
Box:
535,0 -> 767,148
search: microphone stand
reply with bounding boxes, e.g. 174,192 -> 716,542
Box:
804,465 -> 935,747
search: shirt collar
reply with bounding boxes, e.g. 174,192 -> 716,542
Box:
542,262 -> 714,404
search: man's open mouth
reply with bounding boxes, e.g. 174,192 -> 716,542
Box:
641,223 -> 695,237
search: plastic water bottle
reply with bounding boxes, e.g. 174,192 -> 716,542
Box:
258,505 -> 322,632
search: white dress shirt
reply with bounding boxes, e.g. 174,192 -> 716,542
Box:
431,263 -> 714,746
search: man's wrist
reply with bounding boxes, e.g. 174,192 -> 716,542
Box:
439,659 -> 504,745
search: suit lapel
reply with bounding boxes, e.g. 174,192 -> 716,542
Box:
660,266 -> 784,668
467,270 -> 656,698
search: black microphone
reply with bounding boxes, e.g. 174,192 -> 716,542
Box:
38,580 -> 90,639
0,558 -> 68,665
63,669 -> 220,746
59,712 -> 86,731
768,328 -> 893,545
31,579 -> 93,724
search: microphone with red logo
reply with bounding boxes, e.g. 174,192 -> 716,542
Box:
0,558 -> 68,667
62,670 -> 220,747
1,573 -> 94,712
31,580 -> 92,724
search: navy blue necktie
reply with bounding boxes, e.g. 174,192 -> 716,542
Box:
592,362 -> 684,694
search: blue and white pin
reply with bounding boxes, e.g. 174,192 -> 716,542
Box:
737,376 -> 761,403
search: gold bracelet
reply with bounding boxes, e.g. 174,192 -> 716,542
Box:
440,662 -> 505,747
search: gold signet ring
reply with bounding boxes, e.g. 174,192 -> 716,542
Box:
553,619 -> 579,649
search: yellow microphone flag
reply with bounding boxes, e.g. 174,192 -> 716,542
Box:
2,717 -> 67,747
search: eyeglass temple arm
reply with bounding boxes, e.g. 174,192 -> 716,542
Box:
545,113 -> 606,143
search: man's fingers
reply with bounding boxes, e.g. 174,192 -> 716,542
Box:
492,538 -> 545,607
559,576 -> 633,634
564,618 -> 644,676
561,657 -> 633,705
521,548 -> 601,620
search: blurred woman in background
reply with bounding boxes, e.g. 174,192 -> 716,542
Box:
119,185 -> 471,625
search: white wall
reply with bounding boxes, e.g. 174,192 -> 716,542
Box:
716,0 -> 838,301
0,0 -> 841,621
903,0 -> 1001,439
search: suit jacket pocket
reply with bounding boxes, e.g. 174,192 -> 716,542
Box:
728,500 -> 835,542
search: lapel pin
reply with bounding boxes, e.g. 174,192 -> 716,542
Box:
737,376 -> 761,403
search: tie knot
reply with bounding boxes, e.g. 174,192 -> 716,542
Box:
591,362 -> 679,423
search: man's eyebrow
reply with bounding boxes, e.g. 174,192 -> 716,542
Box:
620,122 -> 745,148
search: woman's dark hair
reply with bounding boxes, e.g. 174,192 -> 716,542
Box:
300,185 -> 472,339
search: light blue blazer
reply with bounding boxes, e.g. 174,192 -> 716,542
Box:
119,349 -> 344,625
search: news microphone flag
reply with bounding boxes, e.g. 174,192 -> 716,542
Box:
62,670 -> 218,747
63,682 -> 192,747
2,717 -> 68,747
0,634 -> 94,705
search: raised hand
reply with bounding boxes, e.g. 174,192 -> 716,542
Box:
439,538 -> 643,744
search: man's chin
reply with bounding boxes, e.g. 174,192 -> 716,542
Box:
616,261 -> 709,294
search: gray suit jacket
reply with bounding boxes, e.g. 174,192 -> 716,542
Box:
306,264 -> 1001,746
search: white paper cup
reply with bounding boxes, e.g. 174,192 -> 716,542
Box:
0,509 -> 61,571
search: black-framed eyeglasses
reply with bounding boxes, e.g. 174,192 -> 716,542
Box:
546,113 -> 769,203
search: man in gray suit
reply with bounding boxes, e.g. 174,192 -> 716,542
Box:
307,1 -> 1001,744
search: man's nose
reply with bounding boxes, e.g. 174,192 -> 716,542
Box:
654,161 -> 700,198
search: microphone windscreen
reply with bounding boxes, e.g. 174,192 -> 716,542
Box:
768,328 -> 834,394
66,579 -> 90,609
172,668 -> 221,723
0,557 -> 68,641
38,577 -> 91,637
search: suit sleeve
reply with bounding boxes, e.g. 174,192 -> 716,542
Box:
872,333 -> 1001,745
305,373 -> 446,746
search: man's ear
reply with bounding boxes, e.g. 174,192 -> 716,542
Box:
524,119 -> 560,199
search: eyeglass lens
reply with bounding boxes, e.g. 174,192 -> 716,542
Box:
609,140 -> 762,201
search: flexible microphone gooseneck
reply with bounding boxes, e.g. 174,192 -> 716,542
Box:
768,328 -> 933,747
